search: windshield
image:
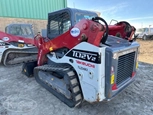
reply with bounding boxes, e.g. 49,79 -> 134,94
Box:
10,25 -> 33,37
75,13 -> 95,23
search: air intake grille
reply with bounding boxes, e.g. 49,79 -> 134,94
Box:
116,52 -> 135,86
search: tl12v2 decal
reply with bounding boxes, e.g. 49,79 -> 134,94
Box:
66,49 -> 101,64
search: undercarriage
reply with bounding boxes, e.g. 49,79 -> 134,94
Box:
1,48 -> 38,66
34,64 -> 83,107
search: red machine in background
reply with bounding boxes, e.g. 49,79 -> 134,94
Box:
109,20 -> 137,41
0,31 -> 35,44
0,24 -> 37,66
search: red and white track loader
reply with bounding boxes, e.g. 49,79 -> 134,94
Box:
22,8 -> 139,108
0,24 -> 37,66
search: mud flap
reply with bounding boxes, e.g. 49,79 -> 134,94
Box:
22,61 -> 37,77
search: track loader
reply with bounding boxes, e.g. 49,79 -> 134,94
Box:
0,24 -> 37,66
22,8 -> 139,108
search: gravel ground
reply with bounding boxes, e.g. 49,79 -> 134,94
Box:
0,61 -> 153,115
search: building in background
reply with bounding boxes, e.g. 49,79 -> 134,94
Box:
0,0 -> 67,34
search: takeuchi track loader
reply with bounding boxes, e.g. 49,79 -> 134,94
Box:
0,24 -> 37,66
22,8 -> 139,108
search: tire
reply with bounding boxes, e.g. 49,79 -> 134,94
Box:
142,35 -> 147,40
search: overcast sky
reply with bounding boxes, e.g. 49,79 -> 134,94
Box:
67,0 -> 153,28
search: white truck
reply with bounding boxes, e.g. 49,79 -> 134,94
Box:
136,27 -> 153,40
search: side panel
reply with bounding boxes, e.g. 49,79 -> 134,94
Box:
47,42 -> 107,102
105,48 -> 113,99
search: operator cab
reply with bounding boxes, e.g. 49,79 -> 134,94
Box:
47,7 -> 98,39
5,24 -> 34,38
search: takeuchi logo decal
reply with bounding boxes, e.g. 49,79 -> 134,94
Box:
76,60 -> 95,68
2,37 -> 9,41
70,27 -> 80,37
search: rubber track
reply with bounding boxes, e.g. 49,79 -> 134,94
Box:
2,49 -> 37,66
34,64 -> 83,108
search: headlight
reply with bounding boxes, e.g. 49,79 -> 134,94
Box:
113,53 -> 118,59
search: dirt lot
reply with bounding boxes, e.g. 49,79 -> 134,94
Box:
137,39 -> 153,64
0,40 -> 153,115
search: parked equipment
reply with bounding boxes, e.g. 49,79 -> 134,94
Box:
136,27 -> 153,40
109,19 -> 137,41
0,24 -> 37,66
22,8 -> 139,108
